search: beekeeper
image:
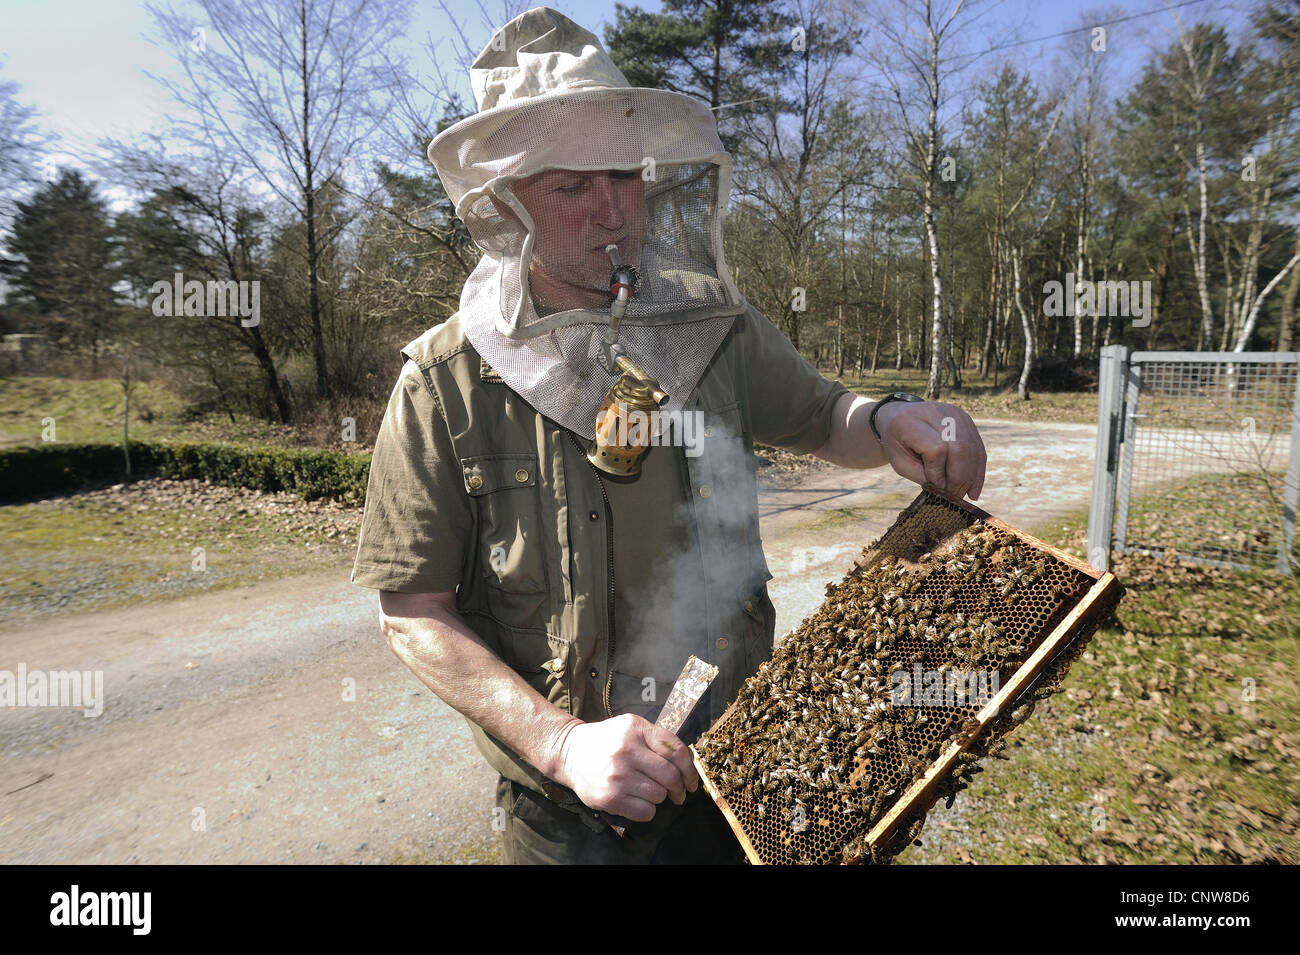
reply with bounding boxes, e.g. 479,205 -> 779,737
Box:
351,7 -> 986,864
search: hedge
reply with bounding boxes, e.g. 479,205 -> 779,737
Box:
0,440 -> 371,504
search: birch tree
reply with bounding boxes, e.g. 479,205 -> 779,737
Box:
1165,22 -> 1239,351
1059,15 -> 1115,358
862,0 -> 980,399
1229,4 -> 1300,351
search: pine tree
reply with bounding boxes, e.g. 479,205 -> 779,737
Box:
0,168 -> 119,374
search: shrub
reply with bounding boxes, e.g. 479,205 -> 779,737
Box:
0,440 -> 370,504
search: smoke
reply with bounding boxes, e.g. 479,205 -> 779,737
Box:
604,414 -> 766,741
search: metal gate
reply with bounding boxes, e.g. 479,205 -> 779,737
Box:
1088,346 -> 1300,574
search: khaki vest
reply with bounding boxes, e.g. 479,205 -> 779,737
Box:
399,310 -> 776,800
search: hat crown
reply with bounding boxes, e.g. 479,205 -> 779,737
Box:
471,7 -> 630,113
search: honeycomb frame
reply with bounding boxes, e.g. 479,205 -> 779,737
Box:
692,487 -> 1124,865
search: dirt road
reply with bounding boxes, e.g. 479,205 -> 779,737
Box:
0,419 -> 1100,864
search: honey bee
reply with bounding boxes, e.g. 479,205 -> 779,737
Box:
705,508 -> 1092,864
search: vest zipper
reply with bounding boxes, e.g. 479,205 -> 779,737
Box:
568,432 -> 617,719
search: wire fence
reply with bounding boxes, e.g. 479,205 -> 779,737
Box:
1089,348 -> 1300,574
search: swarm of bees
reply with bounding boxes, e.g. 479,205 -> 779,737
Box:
695,496 -> 1116,866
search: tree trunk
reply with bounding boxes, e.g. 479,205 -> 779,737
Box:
1072,218 -> 1084,358
944,202 -> 960,389
1279,234 -> 1300,352
247,325 -> 292,423
981,292 -> 996,380
981,233 -> 997,377
1186,134 -> 1215,350
1073,158 -> 1088,358
922,12 -> 944,400
301,0 -> 329,399
856,307 -> 867,376
918,287 -> 929,369
837,188 -> 847,377
1013,246 -> 1033,400
923,195 -> 943,398
121,359 -> 131,477
895,299 -> 903,370
1234,249 -> 1300,352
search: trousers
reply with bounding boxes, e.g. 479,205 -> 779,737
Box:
494,776 -> 748,865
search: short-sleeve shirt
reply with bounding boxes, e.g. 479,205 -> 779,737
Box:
350,365 -> 473,593
351,307 -> 849,727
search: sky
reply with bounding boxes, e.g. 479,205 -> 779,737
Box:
0,0 -> 1259,190
0,0 -> 636,173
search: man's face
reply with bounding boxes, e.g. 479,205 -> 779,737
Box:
508,168 -> 647,311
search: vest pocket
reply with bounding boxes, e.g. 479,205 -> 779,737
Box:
461,451 -> 549,597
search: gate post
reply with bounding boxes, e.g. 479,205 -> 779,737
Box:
1280,362 -> 1300,574
1088,345 -> 1129,570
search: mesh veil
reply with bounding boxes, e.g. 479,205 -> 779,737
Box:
431,76 -> 746,441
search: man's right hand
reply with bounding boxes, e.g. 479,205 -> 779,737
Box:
550,714 -> 699,822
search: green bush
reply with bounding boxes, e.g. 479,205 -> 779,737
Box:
0,440 -> 371,504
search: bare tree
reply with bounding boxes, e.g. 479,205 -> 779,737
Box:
1232,238 -> 1300,351
730,0 -> 862,350
0,68 -> 51,235
1166,19 -> 1233,352
109,140 -> 293,421
1226,9 -> 1300,352
1058,10 -> 1120,358
860,0 -> 984,400
143,0 -> 413,399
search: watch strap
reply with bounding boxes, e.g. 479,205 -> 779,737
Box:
870,392 -> 921,441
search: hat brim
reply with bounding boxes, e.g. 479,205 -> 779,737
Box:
427,86 -> 725,210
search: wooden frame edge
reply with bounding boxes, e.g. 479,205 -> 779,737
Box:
692,745 -> 764,865
864,572 -> 1121,849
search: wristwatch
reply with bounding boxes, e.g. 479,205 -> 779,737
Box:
869,392 -> 924,441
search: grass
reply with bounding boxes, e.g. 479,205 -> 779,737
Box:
0,375 -> 315,450
10,362 -> 1286,451
391,837 -> 503,865
894,496 -> 1300,865
0,375 -> 188,446
831,367 -> 1100,424
1127,470 -> 1298,571
0,480 -> 361,628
